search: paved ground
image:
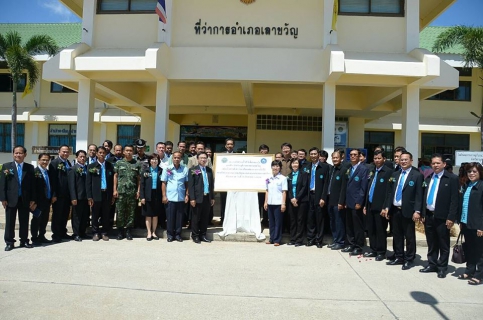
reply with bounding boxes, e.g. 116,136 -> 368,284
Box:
0,228 -> 481,320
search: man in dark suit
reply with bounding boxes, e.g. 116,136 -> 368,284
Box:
49,145 -> 72,242
342,149 -> 369,256
0,145 -> 37,251
363,150 -> 393,261
305,147 -> 330,248
68,150 -> 90,242
385,151 -> 423,270
327,150 -> 347,250
31,153 -> 53,245
188,152 -> 215,243
87,144 -> 97,165
219,138 -> 235,223
86,146 -> 115,241
107,144 -> 123,164
419,153 -> 458,278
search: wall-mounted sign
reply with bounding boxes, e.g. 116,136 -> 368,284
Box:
455,151 -> 483,166
49,124 -> 76,135
334,121 -> 347,148
32,146 -> 73,154
194,20 -> 299,39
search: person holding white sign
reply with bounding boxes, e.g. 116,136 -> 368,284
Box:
264,161 -> 288,247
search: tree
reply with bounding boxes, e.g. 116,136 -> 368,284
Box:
0,31 -> 58,151
433,26 -> 483,150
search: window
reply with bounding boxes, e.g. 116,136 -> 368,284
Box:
0,74 -> 27,92
98,0 -> 156,13
117,125 -> 140,147
339,0 -> 404,16
427,81 -> 471,101
48,124 -> 76,152
50,82 -> 76,93
421,133 -> 469,163
0,123 -> 25,153
364,131 -> 394,161
456,67 -> 472,77
257,115 -> 322,131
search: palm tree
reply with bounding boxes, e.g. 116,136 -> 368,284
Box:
433,26 -> 483,150
0,31 -> 58,150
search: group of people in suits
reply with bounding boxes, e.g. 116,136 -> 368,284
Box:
262,143 -> 483,285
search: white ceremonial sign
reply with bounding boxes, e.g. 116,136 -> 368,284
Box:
455,151 -> 483,166
213,154 -> 273,192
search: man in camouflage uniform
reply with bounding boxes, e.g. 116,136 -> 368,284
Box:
113,144 -> 141,240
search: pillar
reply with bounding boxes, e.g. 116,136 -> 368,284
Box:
247,114 -> 257,153
141,111 -> 156,152
154,79 -> 170,144
405,0 -> 419,52
99,123 -> 107,144
401,85 -> 420,159
81,0 -> 96,46
76,79 -> 95,152
348,117 -> 365,148
322,82 -> 336,163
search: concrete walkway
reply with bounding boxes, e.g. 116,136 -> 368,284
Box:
0,228 -> 481,319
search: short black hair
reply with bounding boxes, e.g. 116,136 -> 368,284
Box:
165,141 -> 173,147
124,144 -> 134,151
281,142 -> 292,149
59,144 -> 70,151
76,150 -> 87,157
88,144 -> 97,150
394,146 -> 406,153
309,147 -> 319,154
13,145 -> 27,154
103,140 -> 113,148
373,150 -> 385,158
259,144 -> 269,152
298,149 -> 307,155
197,151 -> 208,159
177,140 -> 186,146
97,146 -> 107,153
38,153 -> 50,160
400,151 -> 413,160
225,138 -> 234,144
431,153 -> 445,162
350,148 -> 361,156
156,142 -> 166,148
271,160 -> 282,167
196,141 -> 205,147
319,150 -> 328,158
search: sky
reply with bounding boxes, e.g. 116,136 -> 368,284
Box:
0,0 -> 481,26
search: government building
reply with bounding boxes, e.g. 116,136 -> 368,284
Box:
0,0 -> 480,164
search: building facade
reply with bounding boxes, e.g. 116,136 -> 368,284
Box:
1,0 -> 480,164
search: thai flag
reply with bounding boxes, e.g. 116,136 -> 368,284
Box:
156,0 -> 167,24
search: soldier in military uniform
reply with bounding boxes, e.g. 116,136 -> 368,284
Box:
133,139 -> 150,227
113,144 -> 141,240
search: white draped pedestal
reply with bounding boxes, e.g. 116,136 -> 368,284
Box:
218,191 -> 266,241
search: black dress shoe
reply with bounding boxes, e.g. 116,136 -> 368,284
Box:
192,237 -> 201,244
331,244 -> 345,250
20,242 -> 33,248
38,237 -> 52,244
167,238 -> 173,242
386,259 -> 404,266
61,234 -> 73,240
200,236 -> 211,243
4,244 -> 14,251
386,253 -> 396,261
287,242 -> 295,246
327,243 -> 335,248
437,270 -> 447,278
402,261 -> 412,270
74,236 -> 82,242
341,246 -> 354,253
294,243 -> 303,247
316,243 -> 323,248
363,252 -> 377,258
175,237 -> 183,242
52,237 -> 62,243
349,249 -> 363,256
419,265 -> 437,273
375,255 -> 385,261
306,241 -> 314,247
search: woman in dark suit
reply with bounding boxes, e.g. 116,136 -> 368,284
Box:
140,154 -> 163,241
457,162 -> 483,285
287,159 -> 309,247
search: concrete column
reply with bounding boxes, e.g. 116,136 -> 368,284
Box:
154,80 -> 170,144
401,85 -> 420,159
99,123 -> 107,144
30,122 -> 39,164
141,111 -> 156,151
348,117 -> 365,148
405,0 -> 419,52
247,114 -> 257,153
76,79 -> 95,152
81,0 -> 96,46
322,82 -> 336,160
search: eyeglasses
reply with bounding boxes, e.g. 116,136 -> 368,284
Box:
349,154 -> 358,157
467,170 -> 478,174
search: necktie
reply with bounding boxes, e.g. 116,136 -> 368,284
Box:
64,160 -> 70,170
428,174 -> 439,206
395,170 -> 406,202
17,163 -> 22,196
350,166 -> 355,177
43,169 -> 51,199
101,164 -> 106,189
369,169 -> 379,203
310,164 -> 316,189
91,158 -> 95,164
202,167 -> 209,194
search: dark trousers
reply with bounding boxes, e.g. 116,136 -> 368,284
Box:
166,201 -> 184,239
306,193 -> 325,244
392,207 -> 416,262
288,201 -> 307,244
51,196 -> 71,239
367,207 -> 387,255
31,202 -> 50,241
4,197 -> 29,244
91,192 -> 111,235
268,204 -> 283,244
220,192 -> 227,222
109,201 -> 116,226
72,199 -> 89,237
328,204 -> 345,246
462,225 -> 483,280
424,213 -> 450,270
258,192 -> 268,225
191,196 -> 210,238
346,207 -> 365,249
